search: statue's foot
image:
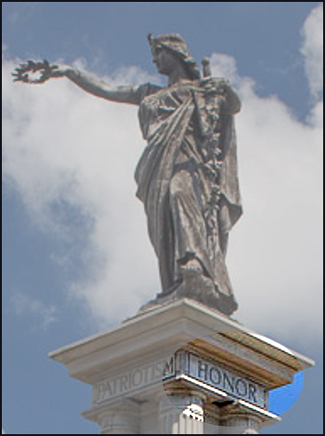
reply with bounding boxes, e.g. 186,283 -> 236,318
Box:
176,258 -> 215,300
138,258 -> 236,316
181,257 -> 202,274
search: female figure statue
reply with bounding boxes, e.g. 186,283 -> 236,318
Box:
13,34 -> 242,315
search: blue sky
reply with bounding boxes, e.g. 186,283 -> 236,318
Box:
2,2 -> 323,434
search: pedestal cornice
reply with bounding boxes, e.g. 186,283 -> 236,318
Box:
49,298 -> 314,434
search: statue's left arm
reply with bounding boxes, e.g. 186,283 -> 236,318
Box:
210,78 -> 241,114
224,83 -> 241,114
198,77 -> 241,115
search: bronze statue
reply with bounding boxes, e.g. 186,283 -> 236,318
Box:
13,34 -> 242,315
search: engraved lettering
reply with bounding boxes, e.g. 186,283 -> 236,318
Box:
248,383 -> 257,403
155,360 -> 164,378
93,357 -> 173,404
132,369 -> 143,387
120,375 -> 129,392
142,365 -> 149,384
187,353 -> 267,408
209,366 -> 221,385
198,360 -> 209,380
129,371 -> 132,390
163,357 -> 174,377
112,377 -> 117,396
235,378 -> 248,397
223,372 -> 235,393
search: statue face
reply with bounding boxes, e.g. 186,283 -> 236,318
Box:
152,47 -> 180,76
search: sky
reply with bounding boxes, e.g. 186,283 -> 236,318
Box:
2,2 -> 323,434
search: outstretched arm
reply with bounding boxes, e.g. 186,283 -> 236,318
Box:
59,65 -> 141,105
12,61 -> 141,105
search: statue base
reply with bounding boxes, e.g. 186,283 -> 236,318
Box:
49,298 -> 314,434
139,270 -> 237,316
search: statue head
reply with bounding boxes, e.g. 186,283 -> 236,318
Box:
148,33 -> 200,81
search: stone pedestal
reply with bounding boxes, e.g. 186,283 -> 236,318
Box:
49,298 -> 314,434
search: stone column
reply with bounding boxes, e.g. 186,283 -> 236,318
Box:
219,409 -> 262,434
159,390 -> 206,434
98,398 -> 140,434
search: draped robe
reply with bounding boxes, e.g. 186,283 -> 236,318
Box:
134,79 -> 242,315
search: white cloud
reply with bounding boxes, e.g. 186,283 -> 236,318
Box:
209,53 -> 238,83
2,5 -> 323,343
226,83 -> 323,344
11,292 -> 58,330
3,57 -> 161,327
210,4 -> 323,344
300,3 -> 323,99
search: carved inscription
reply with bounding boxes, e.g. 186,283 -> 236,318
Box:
93,358 -> 169,404
187,353 -> 267,409
93,352 -> 267,409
